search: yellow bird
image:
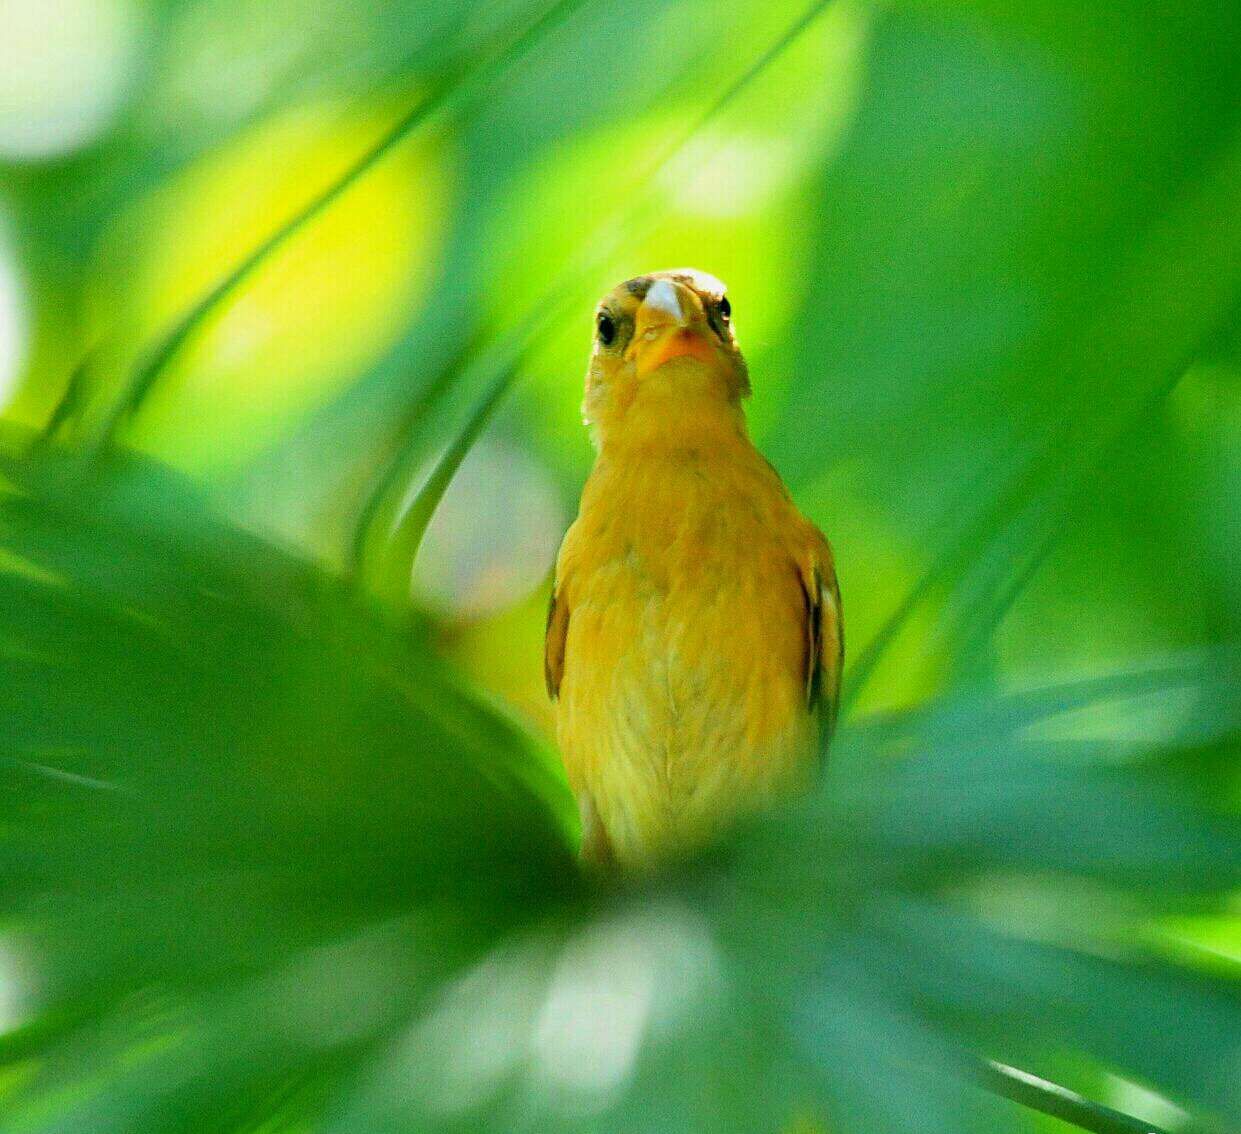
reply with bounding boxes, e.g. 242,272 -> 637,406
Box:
545,270 -> 842,870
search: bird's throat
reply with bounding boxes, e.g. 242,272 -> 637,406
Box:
600,359 -> 747,455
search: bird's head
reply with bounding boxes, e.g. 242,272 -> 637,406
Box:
583,269 -> 750,447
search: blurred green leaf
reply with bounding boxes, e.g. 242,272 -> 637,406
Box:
1,0 -> 1239,1131
2,431 -> 1237,1132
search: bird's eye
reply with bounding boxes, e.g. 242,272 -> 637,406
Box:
597,312 -> 617,346
718,296 -> 731,323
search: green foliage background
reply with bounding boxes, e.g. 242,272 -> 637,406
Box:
0,0 -> 1238,1130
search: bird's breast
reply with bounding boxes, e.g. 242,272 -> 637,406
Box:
557,450 -> 814,862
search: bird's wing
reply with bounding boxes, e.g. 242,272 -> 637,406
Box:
544,580 -> 569,700
797,530 -> 843,739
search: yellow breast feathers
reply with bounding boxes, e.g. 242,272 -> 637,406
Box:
545,271 -> 841,870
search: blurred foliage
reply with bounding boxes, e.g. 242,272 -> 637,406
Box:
0,0 -> 1238,1131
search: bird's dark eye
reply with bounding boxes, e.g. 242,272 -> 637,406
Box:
597,312 -> 617,346
718,296 -> 731,323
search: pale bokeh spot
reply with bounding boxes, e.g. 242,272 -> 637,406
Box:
413,438 -> 567,618
0,233 -> 27,408
384,943 -> 549,1119
530,903 -> 723,1109
0,0 -> 143,159
661,134 -> 801,219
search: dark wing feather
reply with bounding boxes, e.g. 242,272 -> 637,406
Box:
544,583 -> 569,700
798,539 -> 843,741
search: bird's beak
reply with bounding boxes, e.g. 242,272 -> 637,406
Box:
629,279 -> 718,376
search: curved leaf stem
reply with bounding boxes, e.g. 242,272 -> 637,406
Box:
976,1060 -> 1170,1134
